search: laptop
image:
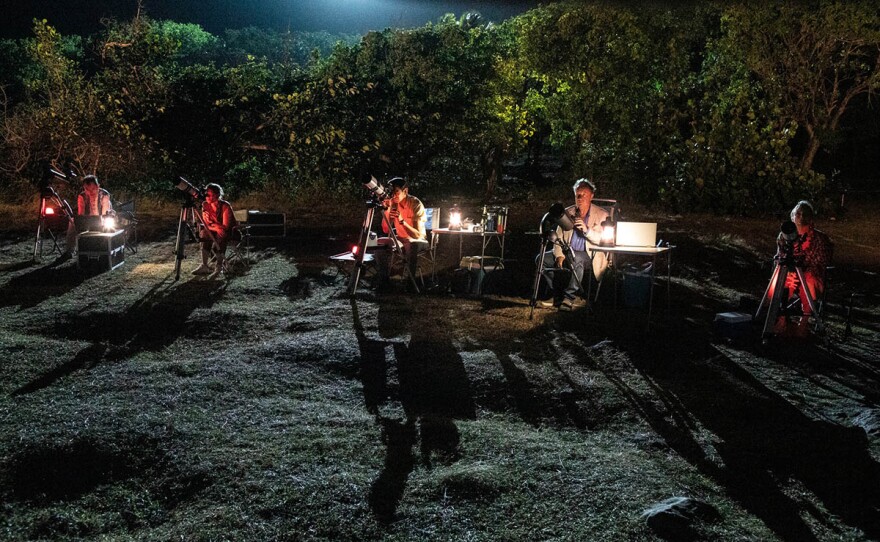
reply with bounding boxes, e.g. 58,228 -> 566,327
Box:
615,222 -> 657,247
75,215 -> 103,233
425,207 -> 440,230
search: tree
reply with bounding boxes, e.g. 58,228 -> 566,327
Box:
723,1 -> 880,172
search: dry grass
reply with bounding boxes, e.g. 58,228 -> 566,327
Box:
0,196 -> 878,541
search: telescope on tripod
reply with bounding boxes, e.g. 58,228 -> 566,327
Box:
528,203 -> 585,319
755,220 -> 821,339
346,173 -> 421,296
33,165 -> 75,261
172,177 -> 218,281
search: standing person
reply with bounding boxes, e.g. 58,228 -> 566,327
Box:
537,178 -> 609,311
65,175 -> 113,257
192,183 -> 237,279
377,177 -> 427,287
775,200 -> 833,319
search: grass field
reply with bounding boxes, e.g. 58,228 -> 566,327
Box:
1,198 -> 879,541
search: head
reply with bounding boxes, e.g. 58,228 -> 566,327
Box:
790,200 -> 815,233
82,175 -> 100,196
205,183 -> 224,203
388,177 -> 408,204
572,178 -> 596,213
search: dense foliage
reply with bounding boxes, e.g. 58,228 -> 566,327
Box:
1,1 -> 878,212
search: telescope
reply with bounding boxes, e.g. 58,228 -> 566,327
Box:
358,173 -> 390,201
175,177 -> 205,202
547,202 -> 575,232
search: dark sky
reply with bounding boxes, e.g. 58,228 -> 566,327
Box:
2,0 -> 542,39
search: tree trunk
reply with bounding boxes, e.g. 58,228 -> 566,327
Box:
482,146 -> 501,199
800,134 -> 820,173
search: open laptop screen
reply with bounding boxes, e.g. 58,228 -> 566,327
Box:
75,215 -> 103,233
615,222 -> 657,247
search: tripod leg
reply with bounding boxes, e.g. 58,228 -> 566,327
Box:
174,207 -> 188,281
794,266 -> 823,333
529,238 -> 550,320
347,206 -> 375,296
793,266 -> 819,316
761,263 -> 787,338
33,217 -> 43,262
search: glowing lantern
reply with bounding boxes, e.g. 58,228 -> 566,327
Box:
43,206 -> 55,216
600,218 -> 615,247
448,204 -> 462,231
102,215 -> 117,232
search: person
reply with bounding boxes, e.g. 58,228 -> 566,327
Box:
774,200 -> 833,320
78,175 -> 113,217
192,183 -> 237,279
537,178 -> 610,311
65,175 -> 114,257
376,177 -> 427,288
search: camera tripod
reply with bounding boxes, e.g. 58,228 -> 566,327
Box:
173,200 -> 217,281
528,214 -> 585,319
33,186 -> 74,261
346,198 -> 421,296
756,253 -> 821,338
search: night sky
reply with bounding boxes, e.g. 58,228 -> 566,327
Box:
2,0 -> 543,39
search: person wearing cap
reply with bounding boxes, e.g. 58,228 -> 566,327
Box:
377,177 -> 427,288
64,175 -> 114,257
192,182 -> 237,279
536,177 -> 609,311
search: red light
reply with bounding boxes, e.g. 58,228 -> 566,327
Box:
351,245 -> 359,255
43,207 -> 55,216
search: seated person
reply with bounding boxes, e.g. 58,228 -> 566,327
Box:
65,175 -> 114,256
774,200 -> 833,319
536,178 -> 609,311
192,183 -> 237,279
376,177 -> 427,286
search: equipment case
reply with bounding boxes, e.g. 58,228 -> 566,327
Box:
78,230 -> 125,272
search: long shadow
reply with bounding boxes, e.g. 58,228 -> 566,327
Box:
13,276 -> 227,396
599,320 -> 880,541
49,275 -> 227,354
12,343 -> 108,397
351,296 -> 476,523
0,260 -> 85,310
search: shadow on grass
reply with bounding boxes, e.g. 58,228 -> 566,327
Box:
351,297 -> 475,523
581,300 -> 880,541
12,276 -> 227,396
0,259 -> 85,310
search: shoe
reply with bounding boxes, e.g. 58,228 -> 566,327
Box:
207,268 -> 223,280
559,297 -> 587,312
192,264 -> 213,275
538,299 -> 557,308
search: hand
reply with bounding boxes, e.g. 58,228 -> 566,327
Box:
555,256 -> 565,268
573,217 -> 586,233
389,208 -> 400,221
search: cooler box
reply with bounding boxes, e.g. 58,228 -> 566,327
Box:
246,211 -> 286,237
622,270 -> 652,308
714,312 -> 752,341
78,230 -> 125,272
453,256 -> 503,295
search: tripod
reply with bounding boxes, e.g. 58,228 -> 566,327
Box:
173,200 -> 217,281
528,213 -> 584,319
346,198 -> 421,296
33,186 -> 74,261
755,253 -> 820,338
